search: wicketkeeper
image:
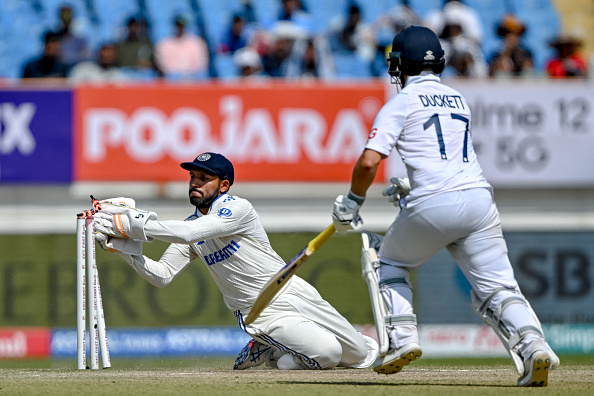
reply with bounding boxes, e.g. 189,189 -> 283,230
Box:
93,152 -> 378,370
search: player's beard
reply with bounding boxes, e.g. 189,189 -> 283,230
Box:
189,183 -> 221,209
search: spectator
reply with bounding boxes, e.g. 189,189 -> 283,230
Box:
220,14 -> 250,54
426,0 -> 483,46
375,0 -> 422,45
438,11 -> 488,78
278,0 -> 307,21
115,17 -> 161,76
275,0 -> 313,34
260,24 -> 299,77
68,43 -> 126,84
155,14 -> 210,80
53,5 -> 90,69
387,0 -> 422,33
22,31 -> 68,79
370,0 -> 422,77
546,33 -> 587,78
237,0 -> 257,25
233,47 -> 265,79
328,4 -> 375,63
488,14 -> 534,78
284,36 -> 335,80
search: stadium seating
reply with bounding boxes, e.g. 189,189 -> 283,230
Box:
304,0 -> 348,34
358,0 -> 399,25
464,0 -> 508,60
507,0 -> 560,71
0,0 -> 563,80
0,0 -> 45,79
406,0 -> 444,20
333,51 -> 373,79
249,0 -> 278,30
144,0 -> 197,44
214,52 -> 239,80
91,0 -> 141,46
197,0 -> 243,52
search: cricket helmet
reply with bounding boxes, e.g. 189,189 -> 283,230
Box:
387,25 -> 445,82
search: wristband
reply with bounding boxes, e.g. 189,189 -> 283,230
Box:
347,190 -> 366,206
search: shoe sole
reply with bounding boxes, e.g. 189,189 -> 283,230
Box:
518,352 -> 551,387
373,347 -> 422,375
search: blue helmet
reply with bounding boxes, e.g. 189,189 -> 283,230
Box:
388,26 -> 445,81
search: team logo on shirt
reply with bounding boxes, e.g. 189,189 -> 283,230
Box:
217,208 -> 232,217
424,50 -> 435,61
368,128 -> 377,139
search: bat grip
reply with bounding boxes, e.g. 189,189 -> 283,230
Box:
307,224 -> 336,252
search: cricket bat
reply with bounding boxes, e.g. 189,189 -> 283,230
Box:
244,224 -> 336,325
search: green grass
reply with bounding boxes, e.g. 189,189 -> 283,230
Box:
0,356 -> 592,396
0,355 -> 592,370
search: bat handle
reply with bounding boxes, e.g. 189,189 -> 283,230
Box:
308,224 -> 336,252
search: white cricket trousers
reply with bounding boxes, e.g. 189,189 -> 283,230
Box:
378,188 -> 534,346
240,276 -> 372,369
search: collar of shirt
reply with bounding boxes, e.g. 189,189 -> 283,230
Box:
192,193 -> 229,218
404,72 -> 441,87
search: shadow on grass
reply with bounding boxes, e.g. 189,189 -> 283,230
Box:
278,381 -> 515,388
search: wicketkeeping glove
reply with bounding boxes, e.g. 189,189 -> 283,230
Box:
332,193 -> 364,234
100,197 -> 136,208
382,177 -> 411,208
94,203 -> 158,242
95,231 -> 143,255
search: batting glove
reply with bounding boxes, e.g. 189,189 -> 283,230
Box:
94,203 -> 158,242
382,177 -> 411,208
95,231 -> 143,256
332,192 -> 364,234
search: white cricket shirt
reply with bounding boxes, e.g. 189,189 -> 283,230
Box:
366,72 -> 491,206
123,193 -> 290,312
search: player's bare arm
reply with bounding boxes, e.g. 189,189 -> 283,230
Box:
351,149 -> 385,197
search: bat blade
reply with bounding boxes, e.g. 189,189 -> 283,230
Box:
243,224 -> 335,325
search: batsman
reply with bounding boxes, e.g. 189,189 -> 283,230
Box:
331,26 -> 559,386
93,152 -> 378,371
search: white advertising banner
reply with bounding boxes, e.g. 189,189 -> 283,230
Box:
386,80 -> 594,187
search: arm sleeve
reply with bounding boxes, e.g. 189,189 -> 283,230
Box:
365,94 -> 407,156
120,242 -> 195,288
143,200 -> 253,245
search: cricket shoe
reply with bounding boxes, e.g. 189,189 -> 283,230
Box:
517,339 -> 553,387
233,339 -> 272,370
373,342 -> 422,374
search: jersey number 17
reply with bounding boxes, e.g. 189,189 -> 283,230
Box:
423,113 -> 470,162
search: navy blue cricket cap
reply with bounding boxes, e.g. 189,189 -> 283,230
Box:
181,152 -> 234,185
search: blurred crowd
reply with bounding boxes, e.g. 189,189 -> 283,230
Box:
19,0 -> 589,84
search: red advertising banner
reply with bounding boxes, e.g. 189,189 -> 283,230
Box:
0,328 -> 50,359
74,82 -> 385,182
